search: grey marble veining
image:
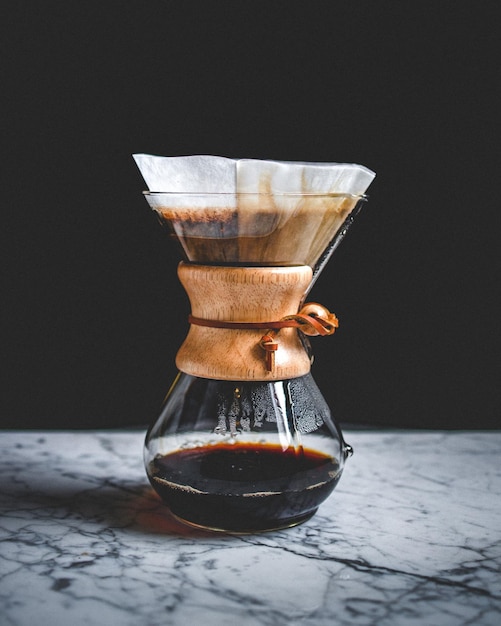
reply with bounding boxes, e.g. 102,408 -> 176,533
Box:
1,429 -> 500,626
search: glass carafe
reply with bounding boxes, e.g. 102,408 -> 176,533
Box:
142,192 -> 366,532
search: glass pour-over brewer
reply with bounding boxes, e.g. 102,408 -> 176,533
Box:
134,155 -> 375,532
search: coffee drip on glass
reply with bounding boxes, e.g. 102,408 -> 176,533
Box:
137,160 -> 372,532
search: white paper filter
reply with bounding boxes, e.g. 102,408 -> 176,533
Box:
133,154 -> 236,208
133,154 -> 375,197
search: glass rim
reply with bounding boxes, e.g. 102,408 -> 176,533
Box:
143,191 -> 368,200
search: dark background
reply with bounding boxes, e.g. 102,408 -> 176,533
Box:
1,1 -> 499,430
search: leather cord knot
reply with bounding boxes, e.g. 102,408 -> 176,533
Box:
259,303 -> 339,371
280,303 -> 339,337
259,334 -> 279,372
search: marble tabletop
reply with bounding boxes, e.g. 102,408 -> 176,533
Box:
1,429 -> 500,626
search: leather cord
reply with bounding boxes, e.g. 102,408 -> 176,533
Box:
188,303 -> 339,372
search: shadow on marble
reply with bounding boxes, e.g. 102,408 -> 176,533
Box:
3,474 -> 231,540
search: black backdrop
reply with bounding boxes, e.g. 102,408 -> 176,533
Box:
1,1 -> 499,429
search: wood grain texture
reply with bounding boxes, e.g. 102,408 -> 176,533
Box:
176,263 -> 313,380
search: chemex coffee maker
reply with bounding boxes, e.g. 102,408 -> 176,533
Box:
134,155 -> 375,532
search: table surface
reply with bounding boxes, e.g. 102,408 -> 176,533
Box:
1,429 -> 500,626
